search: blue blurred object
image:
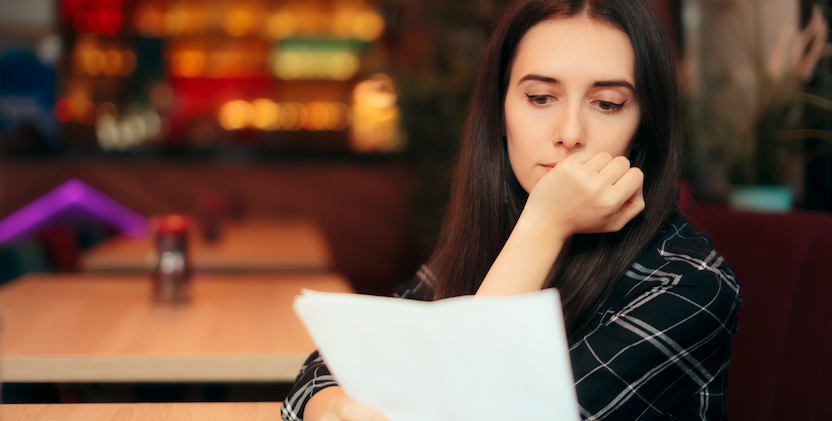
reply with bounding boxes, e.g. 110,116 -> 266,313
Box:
0,240 -> 50,285
0,46 -> 56,152
730,185 -> 794,213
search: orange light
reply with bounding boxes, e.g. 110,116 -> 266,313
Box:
164,6 -> 187,36
304,102 -> 328,131
224,8 -> 255,37
251,99 -> 279,130
120,50 -> 137,76
207,51 -> 243,78
218,100 -> 253,130
103,49 -> 122,76
333,102 -> 352,131
352,10 -> 385,41
332,9 -> 357,38
83,50 -> 106,76
264,11 -> 297,39
173,50 -> 205,77
55,98 -> 74,123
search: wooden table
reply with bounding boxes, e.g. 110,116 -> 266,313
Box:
80,218 -> 332,272
3,402 -> 282,421
0,273 -> 352,383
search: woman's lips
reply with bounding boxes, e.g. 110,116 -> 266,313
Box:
541,163 -> 558,171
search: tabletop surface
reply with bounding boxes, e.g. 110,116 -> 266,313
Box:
2,402 -> 283,421
0,272 -> 352,382
80,218 -> 332,272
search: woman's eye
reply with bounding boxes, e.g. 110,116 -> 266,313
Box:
596,100 -> 627,112
525,93 -> 553,106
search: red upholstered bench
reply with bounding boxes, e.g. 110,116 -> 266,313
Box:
682,204 -> 832,421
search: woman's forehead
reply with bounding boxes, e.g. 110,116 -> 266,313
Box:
511,17 -> 636,85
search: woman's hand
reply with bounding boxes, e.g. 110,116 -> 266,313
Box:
476,151 -> 643,296
525,150 -> 645,242
305,386 -> 391,421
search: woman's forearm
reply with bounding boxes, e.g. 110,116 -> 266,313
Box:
476,209 -> 565,296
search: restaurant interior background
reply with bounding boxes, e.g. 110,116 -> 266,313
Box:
0,0 -> 831,407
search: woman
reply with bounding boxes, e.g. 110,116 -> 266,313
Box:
282,0 -> 742,420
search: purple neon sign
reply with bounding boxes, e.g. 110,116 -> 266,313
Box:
0,178 -> 149,245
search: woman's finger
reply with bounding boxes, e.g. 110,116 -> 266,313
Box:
598,155 -> 631,183
610,167 -> 644,199
583,151 -> 614,172
614,186 -> 645,229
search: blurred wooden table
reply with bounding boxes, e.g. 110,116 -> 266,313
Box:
0,273 -> 352,382
3,402 -> 282,421
80,218 -> 332,272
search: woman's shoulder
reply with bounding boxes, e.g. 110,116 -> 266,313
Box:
606,210 -> 742,319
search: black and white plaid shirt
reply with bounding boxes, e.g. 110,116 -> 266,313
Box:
281,211 -> 742,420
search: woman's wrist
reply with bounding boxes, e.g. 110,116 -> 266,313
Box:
517,200 -> 573,244
476,210 -> 566,296
304,386 -> 345,421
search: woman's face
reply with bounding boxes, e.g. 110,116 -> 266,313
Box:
504,17 -> 641,194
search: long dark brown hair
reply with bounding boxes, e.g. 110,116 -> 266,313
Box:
429,0 -> 682,339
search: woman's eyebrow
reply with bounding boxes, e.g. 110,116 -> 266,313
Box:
517,74 -> 635,93
518,74 -> 559,84
593,80 -> 635,92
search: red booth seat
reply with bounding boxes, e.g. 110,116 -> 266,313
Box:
682,204 -> 832,421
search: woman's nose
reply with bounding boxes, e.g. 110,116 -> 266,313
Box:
554,102 -> 585,149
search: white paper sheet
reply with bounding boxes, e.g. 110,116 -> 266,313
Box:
293,289 -> 580,421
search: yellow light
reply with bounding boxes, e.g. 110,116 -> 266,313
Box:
218,100 -> 253,130
350,74 -> 403,152
352,10 -> 385,41
305,51 -> 323,79
224,8 -> 255,37
274,51 -> 303,80
251,99 -> 279,130
264,11 -> 297,39
173,50 -> 205,78
329,51 -> 359,81
304,102 -> 328,131
83,50 -> 106,76
120,50 -> 137,76
273,49 -> 358,81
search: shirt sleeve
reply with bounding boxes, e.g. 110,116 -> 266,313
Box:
279,264 -> 437,421
569,251 -> 741,420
